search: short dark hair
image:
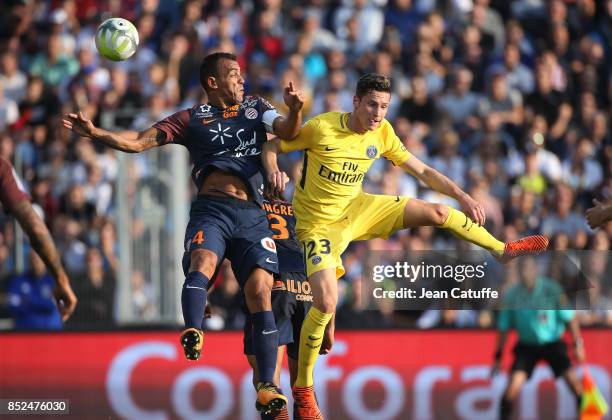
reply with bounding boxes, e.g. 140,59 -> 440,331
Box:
199,52 -> 237,91
355,73 -> 391,98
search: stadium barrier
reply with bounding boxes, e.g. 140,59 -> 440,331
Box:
1,330 -> 610,419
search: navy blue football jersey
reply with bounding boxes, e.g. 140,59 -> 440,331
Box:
262,199 -> 304,273
153,96 -> 280,204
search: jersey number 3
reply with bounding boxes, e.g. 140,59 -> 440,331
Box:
267,214 -> 289,240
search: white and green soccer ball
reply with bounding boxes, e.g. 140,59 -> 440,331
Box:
95,18 -> 139,61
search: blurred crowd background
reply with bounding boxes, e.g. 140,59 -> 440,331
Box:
0,0 -> 610,331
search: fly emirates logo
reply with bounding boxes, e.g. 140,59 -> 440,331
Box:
318,161 -> 364,185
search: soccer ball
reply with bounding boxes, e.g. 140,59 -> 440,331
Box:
95,18 -> 139,61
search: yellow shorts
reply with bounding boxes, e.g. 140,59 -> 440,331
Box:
296,193 -> 409,278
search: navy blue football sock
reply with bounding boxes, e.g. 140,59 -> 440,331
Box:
181,272 -> 209,329
251,310 -> 279,383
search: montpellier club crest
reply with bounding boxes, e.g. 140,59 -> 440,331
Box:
245,108 -> 258,120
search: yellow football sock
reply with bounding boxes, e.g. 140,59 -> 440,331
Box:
295,307 -> 333,387
441,207 -> 505,254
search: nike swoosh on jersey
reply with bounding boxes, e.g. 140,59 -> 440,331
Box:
262,330 -> 278,335
324,146 -> 337,151
265,258 -> 276,264
202,118 -> 217,125
308,335 -> 322,340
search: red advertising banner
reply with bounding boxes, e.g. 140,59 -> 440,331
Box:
1,330 -> 610,419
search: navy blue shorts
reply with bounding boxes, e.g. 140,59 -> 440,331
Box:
181,195 -> 278,286
243,271 -> 312,360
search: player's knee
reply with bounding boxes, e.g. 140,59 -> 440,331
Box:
244,271 -> 273,308
244,284 -> 271,306
315,294 -> 337,313
430,204 -> 449,226
188,249 -> 217,278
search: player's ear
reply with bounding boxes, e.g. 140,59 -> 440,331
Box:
352,95 -> 360,109
207,76 -> 218,90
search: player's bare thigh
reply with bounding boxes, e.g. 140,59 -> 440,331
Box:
402,199 -> 449,228
309,268 -> 338,314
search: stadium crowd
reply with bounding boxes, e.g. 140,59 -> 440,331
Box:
0,0 -> 610,330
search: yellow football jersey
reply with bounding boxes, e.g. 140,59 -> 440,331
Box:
279,112 -> 411,226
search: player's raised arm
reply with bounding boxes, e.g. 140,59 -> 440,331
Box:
0,157 -> 77,321
11,201 -> 77,321
262,138 -> 288,195
401,155 -> 486,226
272,81 -> 304,140
62,111 -> 170,153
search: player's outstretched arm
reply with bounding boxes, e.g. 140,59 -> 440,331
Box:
63,111 -> 168,153
262,138 -> 288,194
586,199 -> 612,229
272,81 -> 304,140
12,200 -> 77,321
401,155 -> 486,226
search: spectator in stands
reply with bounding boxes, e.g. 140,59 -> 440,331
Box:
524,59 -> 573,140
541,183 -> 590,238
0,80 -> 19,130
561,138 -> 603,199
0,52 -> 27,103
517,147 -> 548,195
6,250 -> 63,330
29,33 -> 79,87
478,70 -> 523,131
68,247 -> 115,328
399,75 -> 436,126
334,0 -> 384,51
437,66 -> 480,130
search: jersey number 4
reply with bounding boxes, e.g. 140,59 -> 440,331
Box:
192,230 -> 205,245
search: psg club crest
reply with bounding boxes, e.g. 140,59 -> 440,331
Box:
366,145 -> 377,159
